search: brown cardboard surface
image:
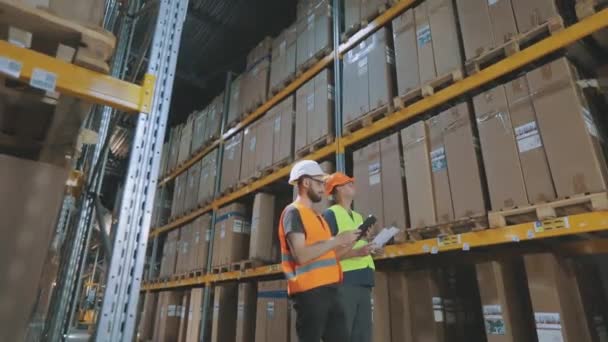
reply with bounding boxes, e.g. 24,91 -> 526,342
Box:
380,133 -> 408,238
455,0 -> 493,60
353,141 -> 385,228
211,284 -> 238,342
511,0 -> 559,34
160,142 -> 170,177
227,75 -> 243,126
255,280 -> 291,342
194,214 -> 211,270
272,95 -> 294,165
344,0 -> 361,32
504,76 -> 556,203
295,72 -> 313,152
177,292 -> 190,342
393,9 -> 420,95
489,0 -> 518,44
152,292 -> 165,341
178,115 -> 194,165
296,0 -> 332,70
168,125 -> 182,171
255,115 -> 274,172
206,94 -> 223,142
236,283 -> 257,342
427,114 -> 454,223
254,281 -> 269,342
240,123 -> 258,182
476,260 -> 536,341
215,203 -> 250,266
401,121 -> 436,228
221,131 -> 243,193
428,0 -> 463,76
186,288 -> 204,342
388,272 -> 414,341
474,85 -> 528,210
270,24 -> 297,92
373,272 -> 391,342
527,58 -> 608,197
311,69 -> 334,146
408,269 -> 448,342
442,103 -> 487,219
157,291 -> 183,342
524,253 -> 592,342
198,158 -> 212,206
415,1 -> 436,84
171,173 -> 186,217
249,193 -> 277,262
138,292 -> 158,341
185,161 -> 201,212
192,109 -> 208,153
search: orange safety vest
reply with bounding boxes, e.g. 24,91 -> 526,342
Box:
278,202 -> 342,295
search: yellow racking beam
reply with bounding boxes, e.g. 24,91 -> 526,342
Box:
0,41 -> 155,113
141,211 -> 608,291
341,8 -> 608,147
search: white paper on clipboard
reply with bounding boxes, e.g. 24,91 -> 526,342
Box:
371,227 -> 400,247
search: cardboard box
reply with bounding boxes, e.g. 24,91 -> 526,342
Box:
353,141 -> 385,228
344,0 -> 361,33
155,291 -> 183,342
474,85 -> 528,210
220,131 -> 243,193
504,76 -> 556,203
172,173 -> 188,217
527,58 -> 608,197
236,283 -> 257,342
185,161 -> 202,212
393,9 -> 420,96
379,133 -> 408,241
175,225 -> 191,274
199,149 -> 219,205
441,103 -> 487,219
388,272 -> 414,341
294,69 -> 334,153
428,0 -> 463,76
205,93 -> 224,143
524,253 -> 594,342
270,24 -> 297,93
427,114 -> 454,223
296,0 -> 332,71
444,266 -> 487,341
249,193 -> 277,262
192,108 -> 208,153
476,260 -> 536,341
186,288 -> 204,342
255,114 -> 274,173
211,284 -> 238,342
415,1 -> 436,84
407,269 -> 449,341
401,121 -> 436,228
270,95 -> 294,165
178,114 -> 195,164
168,125 -> 182,171
160,230 -> 180,277
511,0 -> 559,34
227,75 -> 243,127
177,291 -> 190,342
213,203 -> 250,267
242,38 -> 272,113
192,214 -> 211,271
255,280 -> 291,342
240,123 -> 258,182
372,272 -> 391,342
343,27 -> 395,126
138,291 -> 157,341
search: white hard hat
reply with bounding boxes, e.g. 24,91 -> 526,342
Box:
288,160 -> 327,185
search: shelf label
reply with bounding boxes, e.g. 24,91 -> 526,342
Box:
30,68 -> 57,92
269,264 -> 280,272
0,56 -> 22,78
437,234 -> 461,248
534,217 -> 570,233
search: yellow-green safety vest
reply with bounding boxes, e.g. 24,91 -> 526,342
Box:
328,204 -> 375,272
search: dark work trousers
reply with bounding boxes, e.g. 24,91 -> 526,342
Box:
292,286 -> 349,342
336,285 -> 372,342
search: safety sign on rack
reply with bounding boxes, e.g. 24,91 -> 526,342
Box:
437,234 -> 462,248
534,217 -> 570,233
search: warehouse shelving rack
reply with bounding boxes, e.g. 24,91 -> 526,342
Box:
140,0 -> 608,340
0,0 -> 189,341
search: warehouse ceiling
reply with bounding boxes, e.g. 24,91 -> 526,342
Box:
165,0 -> 297,125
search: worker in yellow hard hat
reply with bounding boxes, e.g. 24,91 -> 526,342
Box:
322,172 -> 379,342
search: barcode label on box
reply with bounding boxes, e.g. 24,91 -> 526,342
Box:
535,312 -> 563,342
417,24 -> 432,46
431,147 -> 447,172
358,57 -> 368,76
328,84 -> 334,101
250,136 -> 256,150
30,68 -> 57,92
307,93 -> 315,112
274,117 -> 281,131
368,162 -> 381,185
515,121 -> 542,153
205,229 -> 211,241
432,297 -> 444,322
0,56 -> 22,78
483,305 -> 506,335
237,303 -> 245,319
488,0 -> 498,5
267,301 -> 275,318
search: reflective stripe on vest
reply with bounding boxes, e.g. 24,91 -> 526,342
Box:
328,204 -> 375,272
278,202 -> 342,295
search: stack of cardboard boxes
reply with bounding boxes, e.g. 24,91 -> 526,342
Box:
344,0 -> 392,34
220,132 -> 243,193
270,24 -> 297,94
249,193 -> 278,263
242,38 -> 272,114
296,0 -> 333,71
294,69 -> 334,154
211,284 -> 238,342
197,149 -> 219,206
211,203 -> 251,269
236,283 -> 257,342
255,280 -> 294,342
343,27 -> 396,128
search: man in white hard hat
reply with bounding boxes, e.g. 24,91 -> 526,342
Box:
277,160 -> 359,342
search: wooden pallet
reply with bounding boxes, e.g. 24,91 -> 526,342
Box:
296,135 -> 335,158
237,174 -> 259,188
253,166 -> 274,179
270,156 -> 293,172
189,268 -> 206,277
465,17 -> 564,75
343,103 -> 393,136
218,184 -> 236,197
408,215 -> 488,241
393,69 -> 465,109
488,192 -> 608,228
0,0 -> 116,73
232,259 -> 267,272
270,73 -> 296,95
296,46 -> 332,76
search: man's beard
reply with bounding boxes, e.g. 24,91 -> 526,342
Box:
307,188 -> 322,203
